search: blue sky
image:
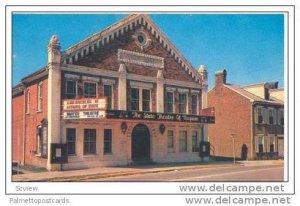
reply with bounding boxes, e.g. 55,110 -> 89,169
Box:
12,14 -> 284,88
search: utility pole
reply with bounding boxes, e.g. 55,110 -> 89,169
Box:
231,134 -> 236,165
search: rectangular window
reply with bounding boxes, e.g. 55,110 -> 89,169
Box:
65,79 -> 77,99
258,136 -> 264,153
191,94 -> 198,115
84,129 -> 96,155
269,136 -> 275,153
131,88 -> 139,111
104,129 -> 112,154
167,130 -> 174,152
192,131 -> 198,152
166,92 -> 174,113
257,107 -> 263,124
37,82 -> 43,111
142,89 -> 150,111
179,131 -> 188,152
42,126 -> 48,157
84,82 -> 97,98
37,127 -> 42,154
66,128 -> 76,155
26,91 -> 30,114
104,85 -> 113,110
269,109 -> 274,125
178,93 -> 187,114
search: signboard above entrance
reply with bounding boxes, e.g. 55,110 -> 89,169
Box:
62,98 -> 106,111
106,110 -> 215,124
63,111 -> 106,119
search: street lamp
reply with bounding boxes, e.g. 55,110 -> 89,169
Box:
231,134 -> 236,165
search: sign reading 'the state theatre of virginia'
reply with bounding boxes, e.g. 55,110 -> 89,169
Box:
106,110 -> 215,123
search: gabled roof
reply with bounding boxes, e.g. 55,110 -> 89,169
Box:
223,84 -> 284,105
241,81 -> 278,89
12,83 -> 25,97
61,14 -> 202,83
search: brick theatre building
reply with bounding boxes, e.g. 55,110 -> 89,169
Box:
208,70 -> 284,160
12,14 -> 215,171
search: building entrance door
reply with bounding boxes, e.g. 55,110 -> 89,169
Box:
131,124 -> 151,161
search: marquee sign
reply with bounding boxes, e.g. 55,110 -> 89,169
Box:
106,110 -> 215,124
63,98 -> 106,111
63,111 -> 106,119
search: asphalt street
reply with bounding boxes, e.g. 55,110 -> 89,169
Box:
89,164 -> 283,182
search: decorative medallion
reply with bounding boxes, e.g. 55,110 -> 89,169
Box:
159,124 -> 166,135
132,28 -> 151,50
121,122 -> 128,134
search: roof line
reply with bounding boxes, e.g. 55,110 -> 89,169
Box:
223,84 -> 254,102
61,14 -> 202,82
63,14 -> 140,55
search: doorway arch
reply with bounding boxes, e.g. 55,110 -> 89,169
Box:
131,124 -> 151,161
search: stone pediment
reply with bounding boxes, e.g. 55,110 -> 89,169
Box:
62,14 -> 201,84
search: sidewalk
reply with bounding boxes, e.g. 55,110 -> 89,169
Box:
12,160 -> 283,182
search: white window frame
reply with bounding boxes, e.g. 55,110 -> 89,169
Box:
66,128 -> 77,156
268,107 -> 274,125
37,82 -> 43,112
65,79 -> 77,99
268,135 -> 277,153
103,128 -> 113,155
26,90 -> 30,114
179,130 -> 188,152
167,130 -> 175,153
83,81 -> 97,98
278,108 -> 284,125
36,125 -> 42,155
166,91 -> 175,114
192,130 -> 199,152
103,84 -> 114,110
83,128 -> 97,155
255,106 -> 265,124
130,87 -> 152,112
191,93 -> 199,115
256,135 -> 265,153
178,92 -> 188,114
141,88 -> 151,112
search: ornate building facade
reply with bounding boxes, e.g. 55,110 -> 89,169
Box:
12,14 -> 215,171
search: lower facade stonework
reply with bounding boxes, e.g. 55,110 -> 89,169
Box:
29,120 -> 207,170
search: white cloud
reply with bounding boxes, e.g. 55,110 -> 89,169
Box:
13,54 -> 17,59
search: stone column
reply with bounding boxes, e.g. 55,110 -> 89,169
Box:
156,70 -> 164,113
47,35 -> 62,171
199,65 -> 209,161
118,64 -> 127,110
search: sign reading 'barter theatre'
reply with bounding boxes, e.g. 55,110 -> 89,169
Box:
12,14 -> 215,171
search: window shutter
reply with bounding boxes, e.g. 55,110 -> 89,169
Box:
263,136 -> 266,152
274,136 -> 278,152
254,107 -> 258,123
255,136 -> 259,153
263,108 -> 268,124
274,109 -> 278,125
266,136 -> 270,152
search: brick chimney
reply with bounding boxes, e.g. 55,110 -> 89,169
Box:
215,69 -> 227,87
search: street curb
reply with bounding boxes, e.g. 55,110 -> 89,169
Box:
19,164 -> 243,182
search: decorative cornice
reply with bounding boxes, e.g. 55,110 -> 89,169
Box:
102,78 -> 116,85
118,49 -> 164,69
130,81 -> 153,89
